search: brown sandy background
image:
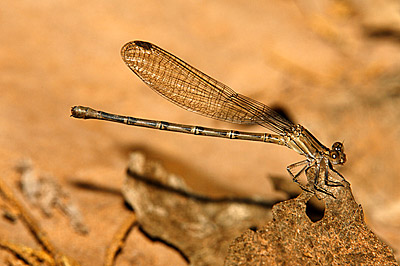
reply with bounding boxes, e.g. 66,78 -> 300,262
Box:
1,0 -> 399,265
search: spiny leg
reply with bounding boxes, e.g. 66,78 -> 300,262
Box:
287,160 -> 313,193
324,160 -> 345,187
309,162 -> 336,198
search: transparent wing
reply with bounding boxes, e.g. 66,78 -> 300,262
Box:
121,41 -> 294,134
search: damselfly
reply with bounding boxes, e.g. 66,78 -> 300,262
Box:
71,41 -> 347,197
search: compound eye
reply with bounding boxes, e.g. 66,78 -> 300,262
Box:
332,142 -> 343,152
329,150 -> 341,164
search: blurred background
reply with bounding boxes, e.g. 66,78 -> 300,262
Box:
1,0 -> 399,265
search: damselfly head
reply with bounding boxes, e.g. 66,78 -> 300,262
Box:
329,142 -> 346,165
